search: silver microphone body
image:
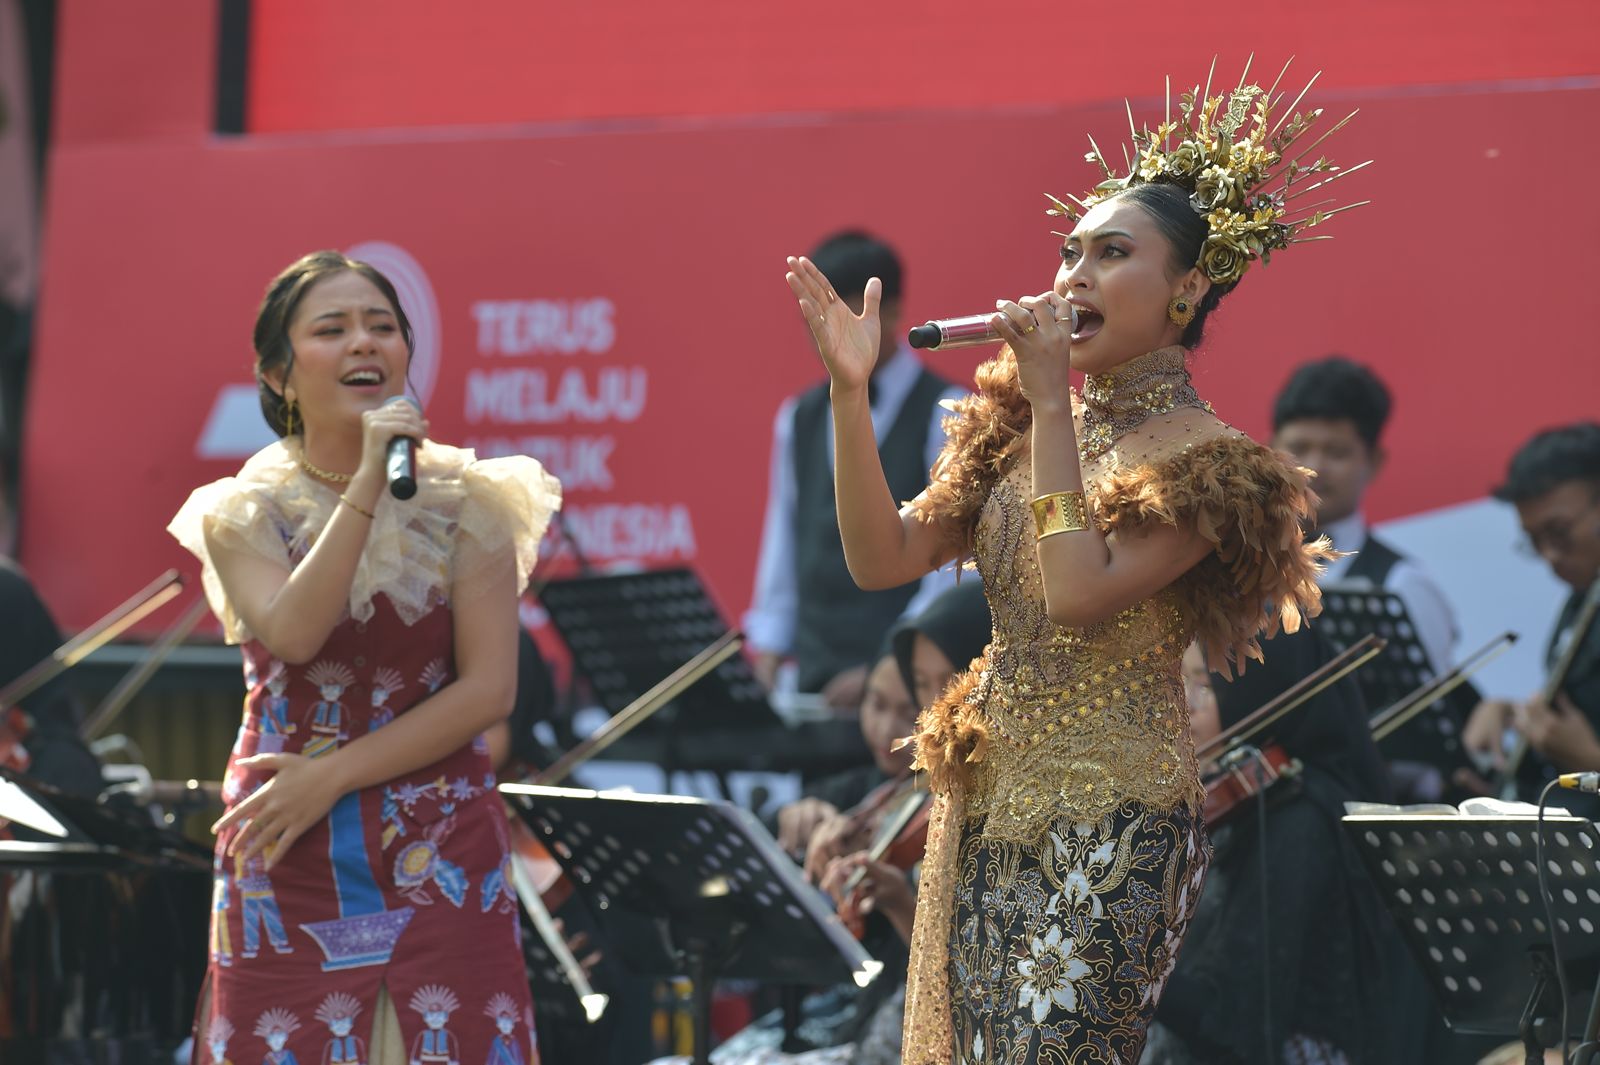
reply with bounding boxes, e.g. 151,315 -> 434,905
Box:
907,306 -> 1078,351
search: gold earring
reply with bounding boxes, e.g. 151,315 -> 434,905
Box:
283,398 -> 300,435
1168,295 -> 1197,328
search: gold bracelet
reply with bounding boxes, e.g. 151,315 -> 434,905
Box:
1031,490 -> 1088,539
339,494 -> 376,520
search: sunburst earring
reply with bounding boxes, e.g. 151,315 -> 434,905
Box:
1168,296 -> 1197,328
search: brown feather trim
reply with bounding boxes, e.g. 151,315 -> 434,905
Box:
909,664 -> 989,797
1094,434 -> 1336,677
910,346 -> 1030,556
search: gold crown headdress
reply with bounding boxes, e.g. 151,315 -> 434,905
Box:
1047,57 -> 1371,286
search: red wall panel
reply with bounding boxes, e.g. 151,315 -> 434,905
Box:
22,83 -> 1597,639
245,1 -> 1600,132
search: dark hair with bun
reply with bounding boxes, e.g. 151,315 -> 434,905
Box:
1115,182 -> 1234,347
252,251 -> 413,437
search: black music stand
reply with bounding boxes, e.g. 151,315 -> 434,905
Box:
1344,812 -> 1600,1058
539,568 -> 779,727
500,783 -> 882,1065
539,568 -> 840,786
0,767 -> 209,870
1320,584 -> 1474,796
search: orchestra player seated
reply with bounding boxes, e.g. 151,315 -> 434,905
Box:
1462,423 -> 1600,811
775,580 -> 988,862
774,649 -> 919,860
1141,630 -> 1417,1065
656,583 -> 990,1064
644,647 -> 916,1065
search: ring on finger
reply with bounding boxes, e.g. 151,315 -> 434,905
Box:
1021,322 -> 1038,335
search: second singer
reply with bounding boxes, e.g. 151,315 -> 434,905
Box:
784,60 -> 1361,1064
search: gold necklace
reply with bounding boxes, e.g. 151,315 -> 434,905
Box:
298,454 -> 353,484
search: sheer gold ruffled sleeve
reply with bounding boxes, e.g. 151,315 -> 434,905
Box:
1093,431 -> 1334,674
167,440 -> 561,644
452,450 -> 564,606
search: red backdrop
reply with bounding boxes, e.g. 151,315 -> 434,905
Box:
241,0 -> 1600,132
21,5 -> 1600,679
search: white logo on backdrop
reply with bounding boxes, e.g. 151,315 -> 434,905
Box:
196,241 -> 441,459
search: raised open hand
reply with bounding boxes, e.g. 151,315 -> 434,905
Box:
785,256 -> 881,393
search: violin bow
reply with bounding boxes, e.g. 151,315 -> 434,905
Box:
1196,633 -> 1386,763
0,569 -> 184,711
532,630 -> 744,787
839,782 -> 929,898
1369,630 -> 1518,743
507,847 -> 609,1022
79,597 -> 213,741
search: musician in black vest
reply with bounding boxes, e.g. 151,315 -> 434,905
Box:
1464,423 -> 1600,804
1270,356 -> 1459,673
746,231 -> 964,707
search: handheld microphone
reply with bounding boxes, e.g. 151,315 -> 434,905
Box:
383,395 -> 420,500
907,306 -> 1078,351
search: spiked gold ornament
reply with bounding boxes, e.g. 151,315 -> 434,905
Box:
1047,56 -> 1371,286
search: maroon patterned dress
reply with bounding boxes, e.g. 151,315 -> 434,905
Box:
172,440 -> 559,1065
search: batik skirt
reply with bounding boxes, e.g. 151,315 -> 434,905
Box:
948,802 -> 1208,1064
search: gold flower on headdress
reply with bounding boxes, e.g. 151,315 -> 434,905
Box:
1048,57 -> 1371,287
1191,165 -> 1243,212
1200,238 -> 1249,285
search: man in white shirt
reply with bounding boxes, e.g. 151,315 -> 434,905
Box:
744,231 -> 965,709
1271,356 -> 1459,674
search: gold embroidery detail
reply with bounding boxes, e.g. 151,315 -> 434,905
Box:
1079,346 -> 1210,462
905,416 -> 1333,1064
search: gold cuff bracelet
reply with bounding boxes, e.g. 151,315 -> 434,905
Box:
1031,490 -> 1088,539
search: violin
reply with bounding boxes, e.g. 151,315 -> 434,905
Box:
1203,630 -> 1516,818
828,776 -> 931,939
1196,634 -> 1385,827
1201,742 -> 1302,829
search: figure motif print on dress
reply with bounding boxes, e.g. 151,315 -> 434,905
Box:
315,992 -> 367,1065
169,438 -> 560,1065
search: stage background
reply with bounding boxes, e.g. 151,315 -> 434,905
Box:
19,1 -> 1600,697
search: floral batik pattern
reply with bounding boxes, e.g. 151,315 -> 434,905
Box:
949,803 -> 1208,1065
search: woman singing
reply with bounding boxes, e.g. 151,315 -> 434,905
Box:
783,64 -> 1361,1064
170,251 -> 560,1065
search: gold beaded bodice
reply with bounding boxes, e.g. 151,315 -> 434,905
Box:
960,432 -> 1207,841
902,349 -> 1332,1063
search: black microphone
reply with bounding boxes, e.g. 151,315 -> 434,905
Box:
907,306 -> 1079,351
383,395 -> 420,500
